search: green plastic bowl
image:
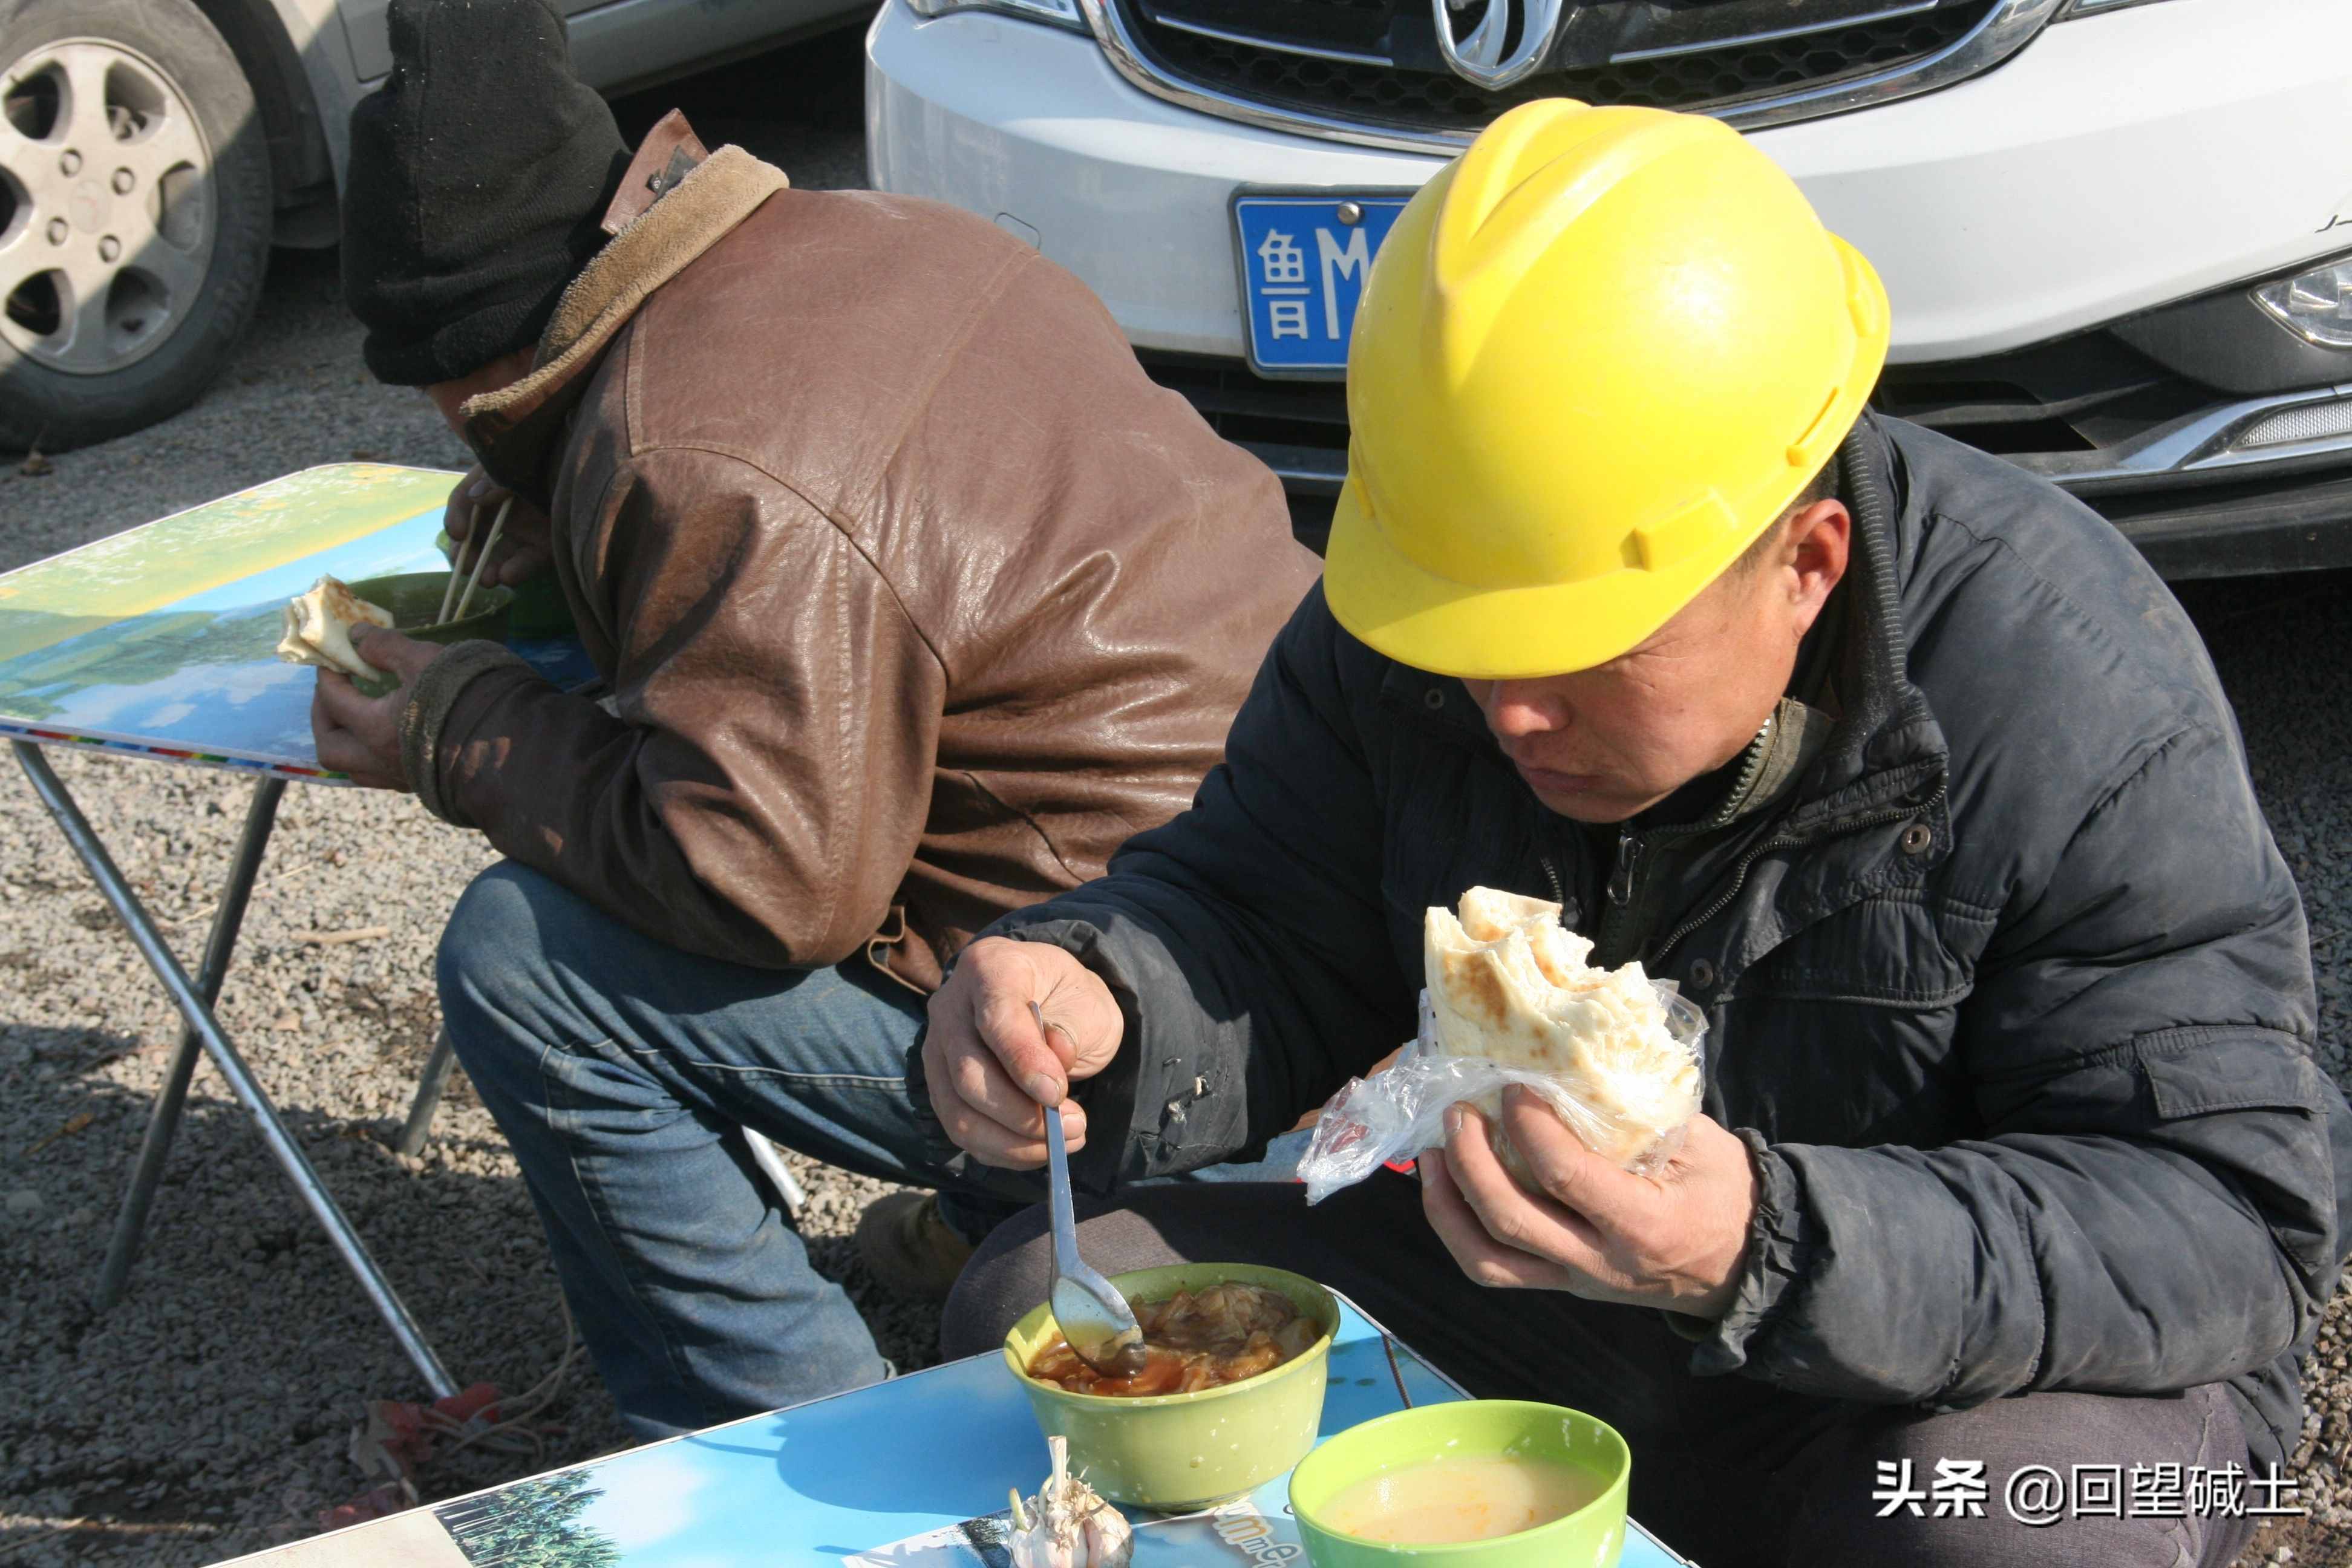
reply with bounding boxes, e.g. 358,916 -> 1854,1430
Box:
1002,1263 -> 1338,1512
1289,1401 -> 1630,1567
436,529 -> 573,638
345,572 -> 514,697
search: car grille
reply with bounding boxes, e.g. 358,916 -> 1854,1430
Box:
1144,336 -> 2215,490
1872,338 -> 2206,464
1143,352 -> 1354,548
1116,0 -> 2003,132
1140,333 -> 2246,558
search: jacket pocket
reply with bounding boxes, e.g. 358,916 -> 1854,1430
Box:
2131,1027 -> 2336,1292
2137,1027 -> 2326,1119
1734,890 -> 1987,1008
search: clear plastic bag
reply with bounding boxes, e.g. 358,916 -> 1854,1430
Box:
1297,987 -> 1708,1204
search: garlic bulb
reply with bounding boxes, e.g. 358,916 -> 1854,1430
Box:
1008,1436 -> 1133,1568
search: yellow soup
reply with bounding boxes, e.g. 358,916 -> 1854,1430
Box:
1319,1453 -> 1602,1545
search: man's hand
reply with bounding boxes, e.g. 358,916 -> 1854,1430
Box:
310,625 -> 444,790
924,937 -> 1125,1169
444,466 -> 554,588
1419,1086 -> 1759,1320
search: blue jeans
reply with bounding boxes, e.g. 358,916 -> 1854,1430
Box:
437,861 -> 1304,1439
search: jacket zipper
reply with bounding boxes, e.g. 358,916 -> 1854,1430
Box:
1648,782 -> 1949,969
1593,825 -> 1636,961
1597,818 -> 1715,967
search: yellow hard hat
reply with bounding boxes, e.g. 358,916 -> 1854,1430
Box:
1323,99 -> 1890,679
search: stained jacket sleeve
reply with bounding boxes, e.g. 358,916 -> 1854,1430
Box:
416,445 -> 947,971
1697,721 -> 2345,1406
955,586 -> 1415,1190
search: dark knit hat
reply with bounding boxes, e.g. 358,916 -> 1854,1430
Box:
341,0 -> 630,387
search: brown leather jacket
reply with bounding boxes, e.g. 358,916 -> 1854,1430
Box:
407,129 -> 1318,990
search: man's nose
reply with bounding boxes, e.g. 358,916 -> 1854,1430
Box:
1482,679 -> 1572,738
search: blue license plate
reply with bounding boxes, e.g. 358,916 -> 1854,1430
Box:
1232,191 -> 1411,378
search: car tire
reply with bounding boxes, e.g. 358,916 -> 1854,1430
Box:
0,0 -> 272,452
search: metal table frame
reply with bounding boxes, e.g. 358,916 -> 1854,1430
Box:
16,741 -> 459,1400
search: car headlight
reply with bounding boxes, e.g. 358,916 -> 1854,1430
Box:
2254,258 -> 2352,351
2055,0 -> 2178,16
901,0 -> 1089,30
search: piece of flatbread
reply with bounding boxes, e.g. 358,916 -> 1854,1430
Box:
1423,886 -> 1699,1164
276,575 -> 393,679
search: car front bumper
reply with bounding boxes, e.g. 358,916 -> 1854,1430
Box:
867,0 -> 2352,575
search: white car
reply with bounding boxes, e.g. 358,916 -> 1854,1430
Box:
867,0 -> 2352,577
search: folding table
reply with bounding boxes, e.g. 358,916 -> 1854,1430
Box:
213,1293 -> 1699,1566
0,463 -> 594,1400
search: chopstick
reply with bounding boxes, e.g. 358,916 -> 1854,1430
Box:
448,497 -> 513,625
436,505 -> 476,624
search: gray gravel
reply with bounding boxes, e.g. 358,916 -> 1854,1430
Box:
1,34 -> 2347,1566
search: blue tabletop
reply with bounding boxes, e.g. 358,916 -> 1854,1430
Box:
401,1295 -> 1693,1568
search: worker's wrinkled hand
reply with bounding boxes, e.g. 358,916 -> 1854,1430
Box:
1419,1088 -> 1757,1321
443,466 -> 554,588
925,937 -> 1125,1169
309,625 -> 442,791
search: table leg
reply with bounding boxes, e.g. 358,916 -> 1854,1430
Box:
93,775 -> 283,1312
13,743 -> 459,1399
742,1128 -> 809,1219
394,1027 -> 458,1158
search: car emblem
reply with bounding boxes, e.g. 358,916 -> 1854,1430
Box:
1432,0 -> 1567,91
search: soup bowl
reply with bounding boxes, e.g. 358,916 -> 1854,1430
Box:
434,529 -> 575,638
1002,1262 -> 1338,1512
344,573 -> 515,697
1289,1400 -> 1631,1567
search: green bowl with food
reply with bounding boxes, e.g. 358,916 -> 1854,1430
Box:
344,572 -> 514,697
1002,1262 -> 1338,1512
1289,1400 -> 1630,1567
436,529 -> 573,639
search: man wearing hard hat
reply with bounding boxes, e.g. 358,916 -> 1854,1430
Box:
920,103 -> 2351,1566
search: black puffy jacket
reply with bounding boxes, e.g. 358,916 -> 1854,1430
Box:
952,416 -> 2352,1469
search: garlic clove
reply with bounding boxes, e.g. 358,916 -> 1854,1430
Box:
1008,1437 -> 1131,1568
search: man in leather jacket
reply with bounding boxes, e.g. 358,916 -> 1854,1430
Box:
313,0 -> 1316,1434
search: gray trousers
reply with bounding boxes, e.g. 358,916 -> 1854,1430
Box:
943,1175 -> 2262,1568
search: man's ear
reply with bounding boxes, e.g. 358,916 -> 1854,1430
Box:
1786,498 -> 1851,633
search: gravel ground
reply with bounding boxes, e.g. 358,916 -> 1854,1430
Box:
1,33 -> 2349,1566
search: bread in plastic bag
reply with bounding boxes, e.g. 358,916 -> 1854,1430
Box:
1298,887 -> 1707,1204
275,574 -> 392,680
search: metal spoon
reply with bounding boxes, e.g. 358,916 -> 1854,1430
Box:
1031,1001 -> 1146,1379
